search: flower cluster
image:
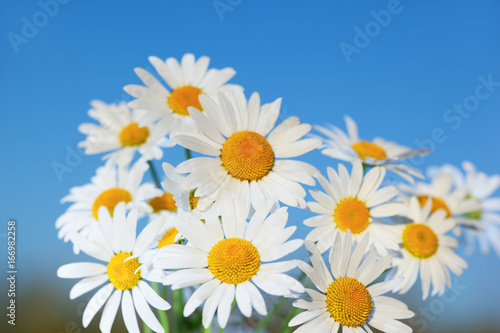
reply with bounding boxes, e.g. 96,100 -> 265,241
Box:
56,53 -> 499,332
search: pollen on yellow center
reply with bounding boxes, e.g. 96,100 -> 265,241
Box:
92,188 -> 132,220
417,195 -> 452,218
168,85 -> 203,116
402,223 -> 439,259
334,198 -> 371,234
107,252 -> 141,290
149,192 -> 177,213
326,277 -> 373,327
220,131 -> 274,181
208,238 -> 260,284
158,228 -> 179,249
189,190 -> 200,210
119,122 -> 149,147
351,141 -> 387,161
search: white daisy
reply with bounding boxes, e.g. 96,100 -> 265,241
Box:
390,197 -> 468,299
171,89 -> 321,213
161,162 -> 215,219
78,100 -> 170,166
429,161 -> 500,256
305,160 -> 406,256
57,203 -> 171,333
153,199 -> 304,329
290,231 -> 414,333
315,115 -> 428,183
56,159 -> 162,250
398,167 -> 482,232
124,53 -> 239,133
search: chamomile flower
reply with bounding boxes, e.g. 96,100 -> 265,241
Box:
171,89 -> 321,213
124,53 -> 239,133
57,203 -> 171,333
316,115 -> 428,183
390,197 -> 468,299
154,200 -> 304,329
290,231 -> 414,333
429,162 -> 500,256
56,159 -> 162,250
78,100 -> 170,166
305,160 -> 406,256
398,168 -> 482,232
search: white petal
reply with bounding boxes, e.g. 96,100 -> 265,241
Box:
138,280 -> 171,310
99,289 -> 122,333
82,283 -> 114,328
58,262 -> 107,279
132,287 -> 164,332
121,290 -> 140,333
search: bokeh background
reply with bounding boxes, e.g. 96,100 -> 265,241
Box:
1,0 -> 500,332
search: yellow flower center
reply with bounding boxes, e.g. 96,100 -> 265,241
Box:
417,195 -> 451,218
107,252 -> 141,290
168,85 -> 203,116
326,277 -> 373,327
351,141 -> 387,161
334,198 -> 370,234
92,188 -> 132,220
119,123 -> 149,147
158,228 -> 179,249
189,190 -> 200,210
402,223 -> 439,259
208,238 -> 260,284
149,192 -> 177,213
221,131 -> 274,181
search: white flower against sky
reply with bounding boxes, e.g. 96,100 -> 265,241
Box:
428,161 -> 500,256
78,100 -> 170,166
171,89 -> 321,213
315,115 -> 428,183
305,160 -> 405,256
57,203 -> 170,333
56,159 -> 161,250
290,231 -> 414,333
153,199 -> 304,329
389,197 -> 468,299
124,53 -> 239,133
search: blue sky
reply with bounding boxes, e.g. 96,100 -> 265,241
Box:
1,0 -> 500,331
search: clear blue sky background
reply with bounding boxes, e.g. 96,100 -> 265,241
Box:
1,0 -> 500,332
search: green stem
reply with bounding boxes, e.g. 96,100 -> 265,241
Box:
185,148 -> 192,160
202,323 -> 212,333
143,322 -> 153,333
173,288 -> 184,331
152,282 -> 170,333
218,300 -> 236,333
254,297 -> 287,333
147,160 -> 162,189
280,275 -> 311,333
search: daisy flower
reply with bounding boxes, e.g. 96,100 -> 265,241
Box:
124,53 -> 239,133
429,161 -> 500,256
56,159 -> 162,249
153,199 -> 304,329
398,167 -> 482,233
305,160 -> 406,256
389,197 -> 468,299
315,115 -> 428,183
78,100 -> 170,166
290,231 -> 414,333
57,203 -> 171,333
171,89 -> 321,213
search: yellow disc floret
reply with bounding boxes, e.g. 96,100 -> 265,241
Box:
326,277 -> 373,327
403,223 -> 438,259
107,252 -> 141,290
168,85 -> 203,116
149,192 -> 177,213
221,131 -> 274,181
119,123 -> 149,147
189,190 -> 200,210
351,141 -> 387,161
417,195 -> 452,218
334,198 -> 371,234
158,228 -> 179,249
92,188 -> 132,220
208,238 -> 260,284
